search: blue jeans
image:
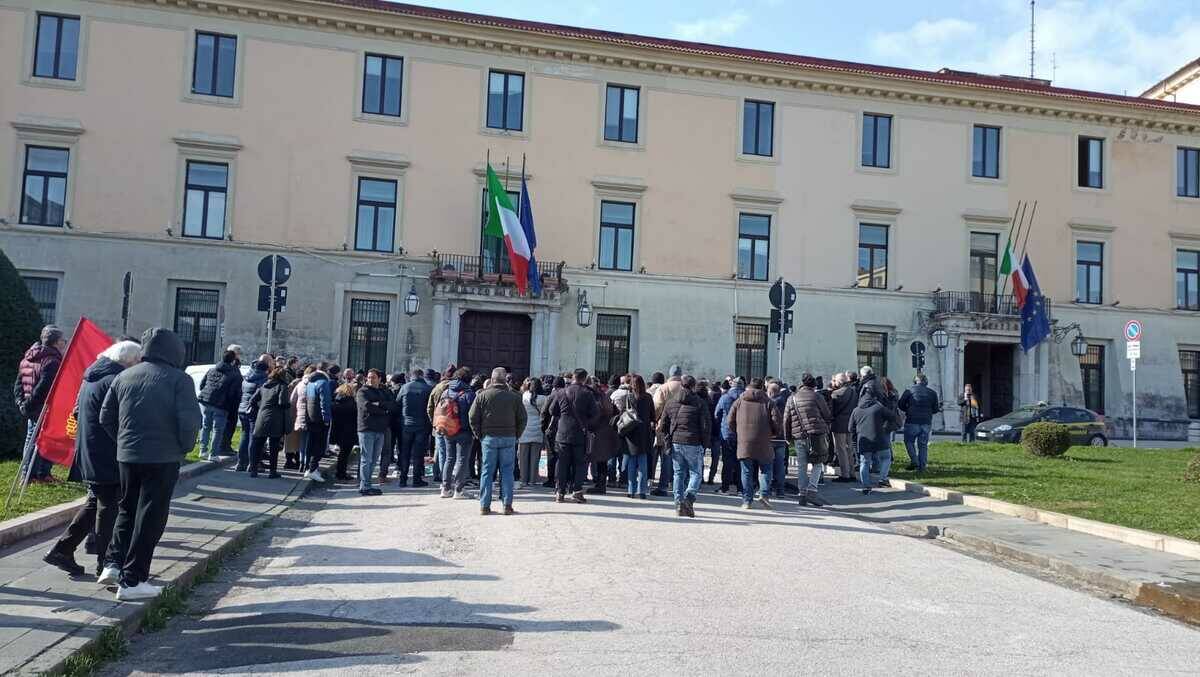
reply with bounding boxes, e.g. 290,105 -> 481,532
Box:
740,458 -> 773,504
903,423 -> 932,470
200,404 -> 228,457
236,413 -> 255,470
441,433 -> 472,492
859,446 -> 894,487
671,443 -> 704,504
480,436 -> 516,509
358,431 -> 385,490
625,454 -> 648,495
19,420 -> 52,480
771,442 -> 788,496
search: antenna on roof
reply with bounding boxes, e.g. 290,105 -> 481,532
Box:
1029,0 -> 1036,79
1051,52 -> 1056,83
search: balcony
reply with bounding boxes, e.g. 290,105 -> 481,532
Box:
430,252 -> 566,290
932,291 -> 1050,319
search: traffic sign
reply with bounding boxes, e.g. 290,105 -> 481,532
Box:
257,284 -> 287,312
257,255 -> 292,285
769,280 -> 797,310
909,340 -> 926,356
1124,320 -> 1142,342
769,308 -> 794,335
1126,341 -> 1140,360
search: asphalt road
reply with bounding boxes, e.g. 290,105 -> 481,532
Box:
103,480 -> 1200,676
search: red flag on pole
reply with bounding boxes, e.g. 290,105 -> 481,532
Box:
35,318 -> 113,467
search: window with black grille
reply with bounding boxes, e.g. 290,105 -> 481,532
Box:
348,299 -> 390,373
735,323 -> 768,380
594,315 -> 631,384
174,288 -> 219,365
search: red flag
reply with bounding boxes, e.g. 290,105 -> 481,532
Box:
35,318 -> 113,467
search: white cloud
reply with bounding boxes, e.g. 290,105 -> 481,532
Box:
867,1 -> 1200,95
671,11 -> 749,43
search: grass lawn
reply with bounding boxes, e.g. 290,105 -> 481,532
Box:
889,441 -> 1200,542
0,430 -> 238,523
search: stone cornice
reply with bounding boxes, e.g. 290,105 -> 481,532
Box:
348,150 -> 411,172
172,131 -> 243,154
113,0 -> 1200,135
11,115 -> 85,138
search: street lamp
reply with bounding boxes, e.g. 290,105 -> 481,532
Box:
577,290 -> 592,328
1070,333 -> 1087,358
404,285 -> 420,317
931,328 -> 949,350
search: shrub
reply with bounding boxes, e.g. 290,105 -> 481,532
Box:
1185,452 -> 1200,483
0,248 -> 44,460
1022,422 -> 1071,457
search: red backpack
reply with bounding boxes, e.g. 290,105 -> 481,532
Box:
433,389 -> 463,436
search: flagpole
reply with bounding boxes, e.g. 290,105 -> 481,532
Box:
1018,200 -> 1038,260
520,153 -> 528,296
997,200 -> 1025,300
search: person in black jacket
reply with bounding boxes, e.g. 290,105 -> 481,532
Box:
197,351 -> 241,461
849,390 -> 901,495
356,369 -> 393,495
99,328 -> 200,600
248,367 -> 290,479
235,358 -> 269,472
657,375 -> 711,517
898,374 -> 941,473
331,381 -> 359,481
396,369 -> 433,487
829,373 -> 858,482
43,341 -> 142,578
544,369 -> 598,503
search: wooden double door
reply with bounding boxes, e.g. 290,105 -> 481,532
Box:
457,311 -> 532,380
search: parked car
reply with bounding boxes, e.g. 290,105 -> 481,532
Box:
185,363 -> 252,403
974,404 -> 1113,446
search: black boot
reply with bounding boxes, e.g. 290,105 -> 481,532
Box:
44,549 -> 85,576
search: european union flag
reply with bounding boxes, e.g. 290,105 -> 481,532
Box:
1020,255 -> 1051,353
518,176 -> 542,295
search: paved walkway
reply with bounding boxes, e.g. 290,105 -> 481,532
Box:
0,463 -> 310,675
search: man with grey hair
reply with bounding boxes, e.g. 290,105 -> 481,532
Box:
898,372 -> 941,474
830,372 -> 858,482
651,365 -> 684,495
16,325 -> 68,483
469,367 -> 526,515
657,374 -> 710,517
43,341 -> 142,578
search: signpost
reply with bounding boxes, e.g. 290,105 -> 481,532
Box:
120,271 -> 133,336
768,279 -> 796,381
910,340 -> 927,372
257,255 -> 292,353
1124,320 -> 1142,448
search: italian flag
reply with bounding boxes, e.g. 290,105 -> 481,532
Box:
483,164 -> 532,294
999,234 -> 1029,307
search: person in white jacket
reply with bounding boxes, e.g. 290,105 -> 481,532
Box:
517,377 -> 546,487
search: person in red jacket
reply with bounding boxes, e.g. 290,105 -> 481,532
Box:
15,325 -> 66,483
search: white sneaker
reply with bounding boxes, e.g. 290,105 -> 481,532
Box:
440,488 -> 453,498
97,565 -> 121,585
116,581 -> 162,601
308,469 -> 325,483
302,470 -> 312,479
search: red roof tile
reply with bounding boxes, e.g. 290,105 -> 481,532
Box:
316,0 -> 1200,117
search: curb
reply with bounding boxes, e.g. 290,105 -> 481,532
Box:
0,457 -> 235,550
888,477 -> 1200,560
17,472 -> 315,676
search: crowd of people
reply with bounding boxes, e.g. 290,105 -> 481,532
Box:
17,321 -> 960,600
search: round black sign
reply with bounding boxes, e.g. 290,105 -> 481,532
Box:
769,280 -> 797,309
909,340 -> 926,356
257,255 -> 292,285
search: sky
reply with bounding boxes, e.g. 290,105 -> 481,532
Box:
405,0 -> 1200,96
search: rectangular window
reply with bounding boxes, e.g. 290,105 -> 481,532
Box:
603,84 -> 639,143
1078,136 -> 1104,188
21,276 -> 59,325
970,232 -> 999,298
480,188 -> 520,274
486,70 -> 524,131
182,161 -> 228,239
856,331 -> 888,377
1179,147 -> 1200,198
742,100 -> 774,157
347,299 -> 390,374
354,178 -> 397,252
33,13 -> 80,80
598,201 -> 635,271
594,314 -> 631,385
363,53 -> 403,117
972,125 -> 1001,178
861,113 -> 892,168
857,223 -> 889,289
1178,249 -> 1200,311
174,288 -> 219,365
1182,350 -> 1200,419
737,213 -> 770,281
20,146 -> 69,227
1075,241 -> 1104,304
735,323 -> 768,380
1080,344 -> 1105,414
191,31 -> 236,98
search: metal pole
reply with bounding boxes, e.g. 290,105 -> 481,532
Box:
777,332 -> 784,382
1132,360 -> 1138,449
266,256 -> 276,354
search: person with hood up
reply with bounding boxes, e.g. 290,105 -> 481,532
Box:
784,373 -> 833,507
42,340 -> 142,578
657,374 -> 711,517
15,324 -> 67,483
248,366 -> 291,478
235,357 -> 269,472
433,367 -> 475,498
849,387 -> 902,495
713,377 -> 745,494
98,328 -> 200,600
303,363 -> 334,482
197,350 -> 242,461
727,377 -> 781,509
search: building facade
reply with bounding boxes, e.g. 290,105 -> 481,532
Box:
3,0 -> 1199,437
